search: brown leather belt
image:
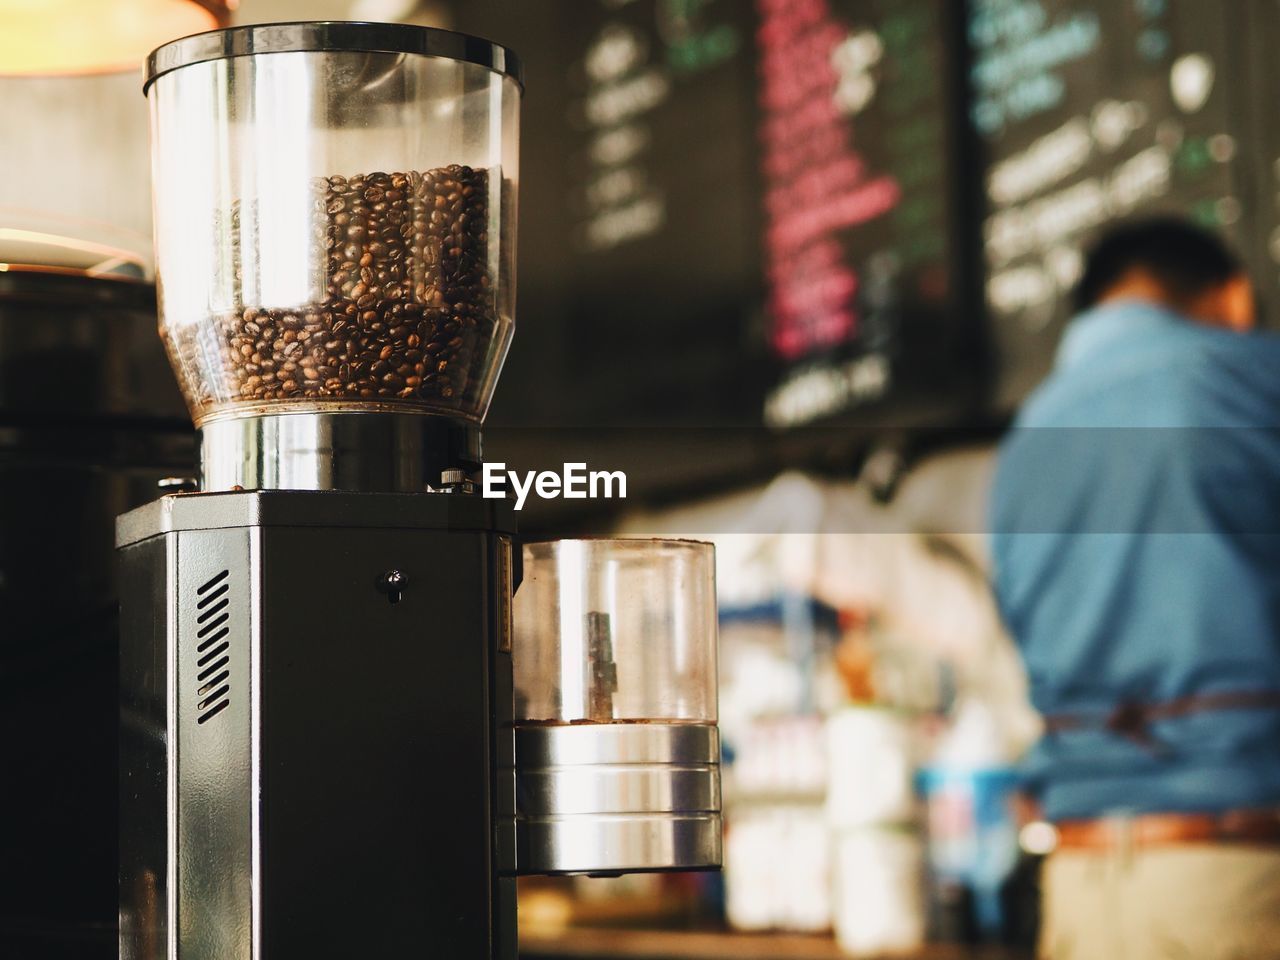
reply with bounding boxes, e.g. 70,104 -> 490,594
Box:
1044,690 -> 1280,751
1055,810 -> 1280,850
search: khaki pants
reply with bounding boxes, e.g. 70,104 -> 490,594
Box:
1040,843 -> 1280,960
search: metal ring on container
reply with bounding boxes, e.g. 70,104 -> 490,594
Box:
515,722 -> 721,767
509,722 -> 723,876
517,813 -> 723,876
144,21 -> 523,94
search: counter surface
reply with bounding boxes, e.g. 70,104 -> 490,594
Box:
520,928 -> 1027,960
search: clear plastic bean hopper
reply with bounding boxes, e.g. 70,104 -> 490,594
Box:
147,21 -> 518,489
512,539 -> 722,874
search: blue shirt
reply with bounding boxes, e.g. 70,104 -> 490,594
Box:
991,300 -> 1280,820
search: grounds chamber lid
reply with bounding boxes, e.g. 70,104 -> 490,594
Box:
143,21 -> 524,93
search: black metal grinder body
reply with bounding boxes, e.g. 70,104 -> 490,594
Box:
118,432 -> 519,958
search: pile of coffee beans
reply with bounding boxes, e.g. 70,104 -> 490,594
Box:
167,165 -> 497,421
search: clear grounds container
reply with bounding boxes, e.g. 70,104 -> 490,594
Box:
513,539 -> 718,724
144,23 -> 520,427
510,539 -> 722,874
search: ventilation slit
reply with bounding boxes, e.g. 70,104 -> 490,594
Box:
197,598 -> 229,624
197,582 -> 229,609
197,700 -> 231,724
198,671 -> 230,696
197,613 -> 229,638
197,642 -> 230,669
198,570 -> 229,595
197,627 -> 229,653
198,684 -> 230,709
197,656 -> 230,683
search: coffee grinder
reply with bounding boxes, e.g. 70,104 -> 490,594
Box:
118,22 -> 720,959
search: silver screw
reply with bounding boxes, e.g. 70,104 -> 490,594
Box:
378,569 -> 407,604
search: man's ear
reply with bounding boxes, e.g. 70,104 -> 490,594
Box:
1189,274 -> 1256,332
1218,274 -> 1257,332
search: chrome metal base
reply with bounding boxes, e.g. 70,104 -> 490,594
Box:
511,723 -> 722,875
199,411 -> 481,492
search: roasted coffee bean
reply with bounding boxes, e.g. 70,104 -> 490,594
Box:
173,164 -> 496,414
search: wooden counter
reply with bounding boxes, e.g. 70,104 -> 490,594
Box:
520,928 -> 1026,960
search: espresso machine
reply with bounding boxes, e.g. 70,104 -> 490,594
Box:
118,22 -> 720,959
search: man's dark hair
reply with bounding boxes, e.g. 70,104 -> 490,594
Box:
1073,216 -> 1243,312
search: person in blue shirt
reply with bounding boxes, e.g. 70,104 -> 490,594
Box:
991,218 -> 1280,960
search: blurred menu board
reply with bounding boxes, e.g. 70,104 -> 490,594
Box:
971,0 -> 1247,408
457,0 -> 1280,441
558,0 -> 767,426
759,0 -> 982,430
455,0 -> 979,435
559,0 -> 983,430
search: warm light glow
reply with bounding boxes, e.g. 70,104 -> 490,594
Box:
0,0 -> 230,77
0,226 -> 146,275
1019,821 -> 1059,856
